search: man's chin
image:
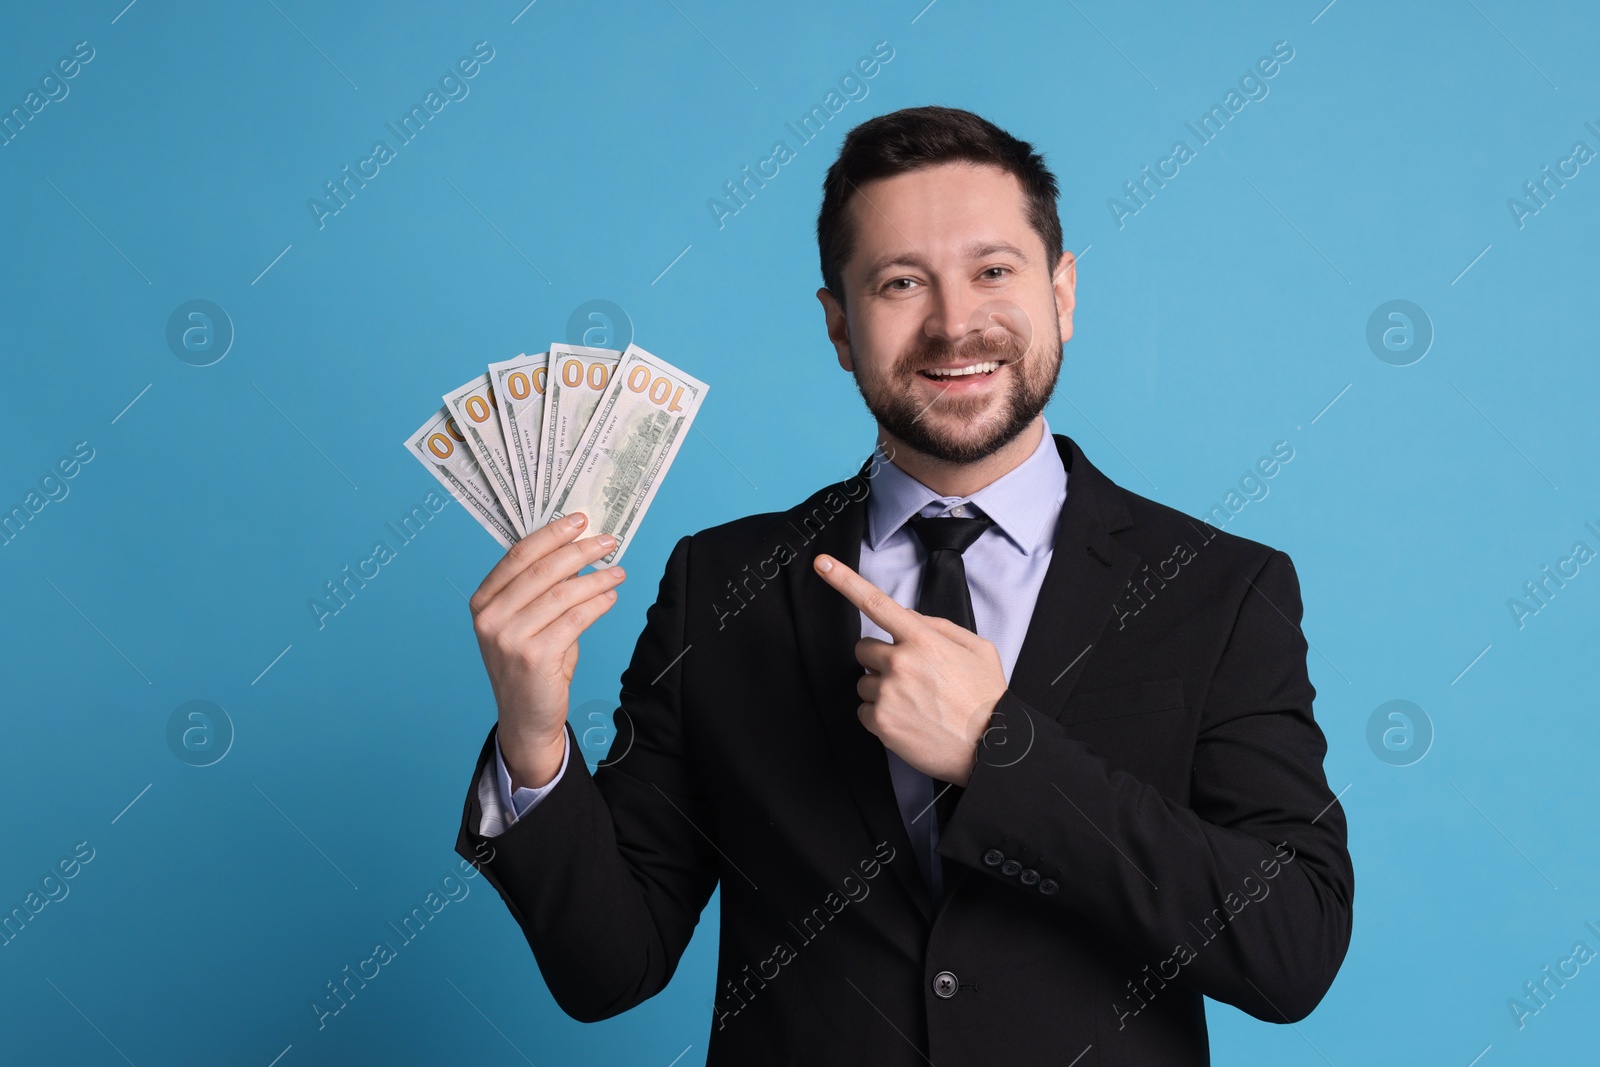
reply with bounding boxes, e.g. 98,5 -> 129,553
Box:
855,366 -> 1053,465
892,415 -> 1028,465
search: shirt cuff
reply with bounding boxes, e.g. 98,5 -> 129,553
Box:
476,730 -> 570,838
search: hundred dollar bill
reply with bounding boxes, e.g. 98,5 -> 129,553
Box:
535,343 -> 622,522
405,407 -> 520,549
443,373 -> 526,537
543,344 -> 709,566
487,351 -> 549,534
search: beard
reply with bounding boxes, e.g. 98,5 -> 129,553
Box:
849,312 -> 1062,465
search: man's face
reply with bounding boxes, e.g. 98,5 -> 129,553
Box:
819,161 -> 1076,464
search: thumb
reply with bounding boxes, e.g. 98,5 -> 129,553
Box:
921,614 -> 986,650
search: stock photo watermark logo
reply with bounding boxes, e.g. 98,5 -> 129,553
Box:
1199,440 -> 1296,531
571,698 -> 615,768
710,841 -> 896,1030
566,299 -> 633,352
1108,40 -> 1294,229
307,491 -> 448,630
1507,920 -> 1600,1031
309,854 -> 489,1031
1366,300 -> 1433,366
1114,441 -> 1297,629
165,300 -> 234,366
1505,520 -> 1600,630
166,700 -> 235,767
711,442 -> 896,630
1111,842 -> 1297,1029
307,41 -> 496,230
707,40 -> 896,231
1507,120 -> 1600,229
0,40 -> 95,149
570,697 -> 644,773
1113,529 -> 1212,631
1,440 -> 95,549
0,841 -> 96,950
1365,699 -> 1433,767
972,695 -> 1040,771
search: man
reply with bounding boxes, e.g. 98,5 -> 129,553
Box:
455,105 -> 1353,1065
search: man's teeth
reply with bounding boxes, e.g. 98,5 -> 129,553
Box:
923,361 -> 1001,379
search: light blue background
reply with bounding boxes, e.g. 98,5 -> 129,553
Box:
2,1 -> 1596,1064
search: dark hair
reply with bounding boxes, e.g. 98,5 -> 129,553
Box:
816,106 -> 1063,307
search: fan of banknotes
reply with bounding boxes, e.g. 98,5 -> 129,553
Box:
405,343 -> 709,567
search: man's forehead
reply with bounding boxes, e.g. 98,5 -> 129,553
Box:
851,161 -> 1024,218
846,163 -> 1036,269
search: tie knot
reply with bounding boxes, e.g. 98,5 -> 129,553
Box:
907,511 -> 993,556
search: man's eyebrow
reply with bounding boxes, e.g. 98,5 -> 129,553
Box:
862,240 -> 1031,279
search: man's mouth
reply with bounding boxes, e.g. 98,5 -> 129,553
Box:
917,359 -> 1006,382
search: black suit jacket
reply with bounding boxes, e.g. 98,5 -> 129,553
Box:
455,433 -> 1354,1066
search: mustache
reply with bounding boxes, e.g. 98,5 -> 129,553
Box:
895,327 -> 1030,375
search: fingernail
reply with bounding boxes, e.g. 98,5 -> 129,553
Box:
607,567 -> 624,578
569,513 -> 586,528
598,535 -> 616,549
816,555 -> 833,573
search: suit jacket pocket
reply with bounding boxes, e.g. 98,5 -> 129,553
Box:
1059,677 -> 1194,800
1059,676 -> 1185,726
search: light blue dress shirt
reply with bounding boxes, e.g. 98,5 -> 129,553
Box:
855,418 -> 1068,899
478,418 -> 1070,893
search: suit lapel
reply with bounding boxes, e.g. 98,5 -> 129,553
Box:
783,460 -> 935,923
929,433 -> 1140,921
1006,435 -> 1140,719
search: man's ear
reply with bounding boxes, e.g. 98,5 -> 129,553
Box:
1051,250 -> 1077,346
817,287 -> 853,372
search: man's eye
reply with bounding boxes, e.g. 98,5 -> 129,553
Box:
886,278 -> 916,291
982,266 -> 1011,280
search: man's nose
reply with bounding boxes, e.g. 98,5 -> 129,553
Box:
922,282 -> 981,345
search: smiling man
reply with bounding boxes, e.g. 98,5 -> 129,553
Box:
455,105 -> 1354,1065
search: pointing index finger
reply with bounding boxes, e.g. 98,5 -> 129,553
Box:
814,553 -> 923,642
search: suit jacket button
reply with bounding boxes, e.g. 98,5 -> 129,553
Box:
1000,859 -> 1022,877
1039,878 -> 1059,895
982,849 -> 1005,867
1019,868 -> 1039,886
932,971 -> 959,998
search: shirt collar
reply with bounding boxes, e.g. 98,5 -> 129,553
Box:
865,416 -> 1067,556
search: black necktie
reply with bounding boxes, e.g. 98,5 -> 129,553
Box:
905,510 -> 993,896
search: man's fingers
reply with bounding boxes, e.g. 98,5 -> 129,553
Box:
490,533 -> 619,620
855,636 -> 894,672
473,513 -> 591,608
921,614 -> 987,651
814,553 -> 923,642
494,564 -> 626,647
542,585 -> 622,649
856,701 -> 880,738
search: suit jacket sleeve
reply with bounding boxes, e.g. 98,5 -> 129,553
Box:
936,549 -> 1354,1023
454,534 -> 720,1023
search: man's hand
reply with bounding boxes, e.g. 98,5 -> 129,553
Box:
814,553 -> 1006,785
470,513 -> 627,791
